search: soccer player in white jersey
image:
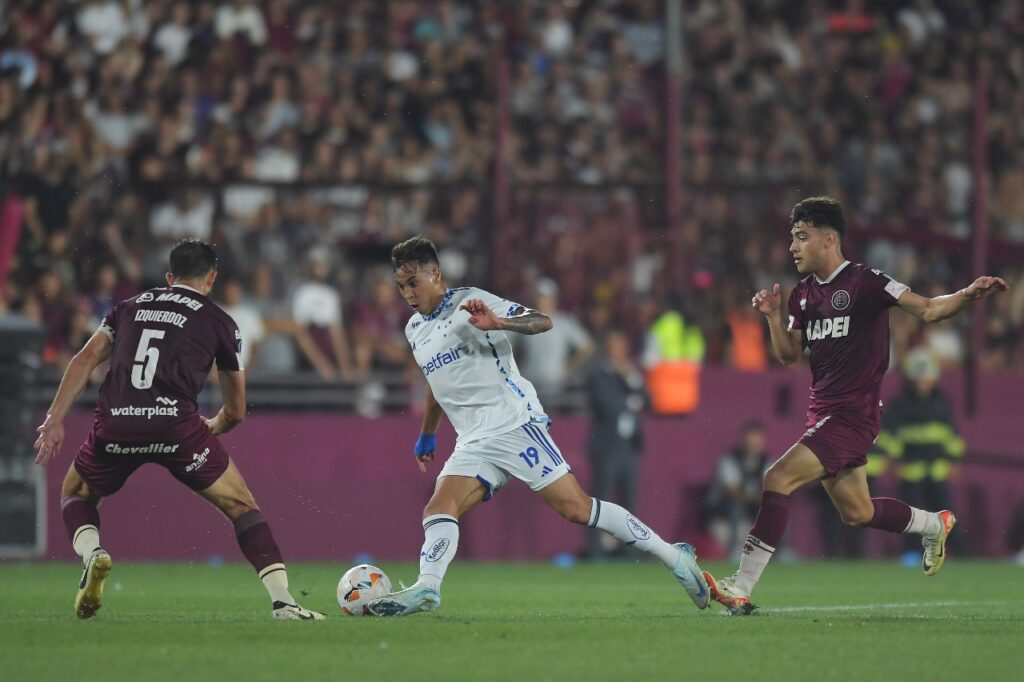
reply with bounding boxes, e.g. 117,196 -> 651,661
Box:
367,236 -> 710,616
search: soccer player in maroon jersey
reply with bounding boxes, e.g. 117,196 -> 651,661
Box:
34,239 -> 324,621
702,197 -> 1008,614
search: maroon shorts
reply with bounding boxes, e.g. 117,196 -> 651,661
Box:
797,412 -> 878,477
73,426 -> 230,498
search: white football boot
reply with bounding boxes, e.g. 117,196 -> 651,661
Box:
922,510 -> 957,576
272,601 -> 326,620
702,572 -> 758,615
669,542 -> 711,609
367,583 -> 441,617
75,548 -> 112,619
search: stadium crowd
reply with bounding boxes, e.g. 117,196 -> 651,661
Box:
1,0 -> 1023,389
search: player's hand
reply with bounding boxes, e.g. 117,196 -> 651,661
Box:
964,276 -> 1009,301
752,283 -> 783,316
414,432 -> 437,473
459,299 -> 502,331
33,415 -> 65,466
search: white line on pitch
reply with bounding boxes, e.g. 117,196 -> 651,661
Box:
766,600 -> 1002,613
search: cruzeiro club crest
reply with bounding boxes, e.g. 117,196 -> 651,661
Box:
831,290 -> 850,311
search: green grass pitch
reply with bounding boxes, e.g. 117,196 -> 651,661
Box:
2,559 -> 1021,681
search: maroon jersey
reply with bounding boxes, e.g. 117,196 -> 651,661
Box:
787,262 -> 908,430
94,284 -> 242,441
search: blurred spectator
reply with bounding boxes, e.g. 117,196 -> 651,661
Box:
292,248 -> 352,379
642,295 -> 705,415
875,348 -> 965,559
517,278 -> 593,400
584,329 -> 648,559
351,269 -> 410,377
248,262 -> 336,378
2,0 -> 1023,379
703,421 -> 769,559
220,277 -> 265,371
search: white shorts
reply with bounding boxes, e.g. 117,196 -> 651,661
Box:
439,420 -> 571,499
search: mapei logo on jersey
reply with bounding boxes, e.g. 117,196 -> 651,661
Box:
831,290 -> 851,311
804,316 -> 851,342
185,447 -> 210,473
105,442 -> 180,455
423,538 -> 451,562
421,345 -> 466,376
136,292 -> 155,303
110,399 -> 179,419
625,515 -> 651,542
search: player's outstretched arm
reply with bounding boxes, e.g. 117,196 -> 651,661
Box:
34,332 -> 113,465
414,385 -> 446,473
896,276 -> 1009,323
205,369 -> 246,436
753,283 -> 802,365
459,300 -> 552,335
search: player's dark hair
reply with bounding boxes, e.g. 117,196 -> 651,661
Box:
169,238 -> 218,280
790,196 -> 845,238
391,235 -> 439,271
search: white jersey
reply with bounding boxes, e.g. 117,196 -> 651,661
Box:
406,287 -> 547,446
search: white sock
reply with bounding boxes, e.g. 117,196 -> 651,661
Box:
72,525 -> 101,566
587,499 -> 678,566
904,508 -> 942,537
259,563 -> 294,604
735,535 -> 775,595
417,514 -> 459,590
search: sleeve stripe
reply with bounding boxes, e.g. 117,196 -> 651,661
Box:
97,322 -> 115,341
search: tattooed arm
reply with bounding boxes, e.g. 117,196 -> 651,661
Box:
459,300 -> 553,335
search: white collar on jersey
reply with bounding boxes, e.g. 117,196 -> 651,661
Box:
815,260 -> 851,285
171,283 -> 204,295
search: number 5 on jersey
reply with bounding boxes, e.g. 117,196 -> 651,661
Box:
131,328 -> 166,389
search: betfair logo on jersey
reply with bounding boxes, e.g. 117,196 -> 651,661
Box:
421,346 -> 465,376
105,442 -> 180,455
805,316 -> 851,342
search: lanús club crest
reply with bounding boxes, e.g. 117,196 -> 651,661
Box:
831,290 -> 851,311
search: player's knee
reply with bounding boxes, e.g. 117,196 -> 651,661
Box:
423,500 -> 458,519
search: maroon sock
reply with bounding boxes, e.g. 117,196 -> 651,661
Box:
866,497 -> 913,533
62,496 -> 100,543
234,511 -> 284,572
748,491 -> 791,548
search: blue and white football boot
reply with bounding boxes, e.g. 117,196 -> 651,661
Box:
669,542 -> 711,610
367,583 -> 441,617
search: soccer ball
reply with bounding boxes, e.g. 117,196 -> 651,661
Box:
337,564 -> 392,616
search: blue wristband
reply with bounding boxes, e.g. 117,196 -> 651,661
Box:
414,433 -> 437,459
